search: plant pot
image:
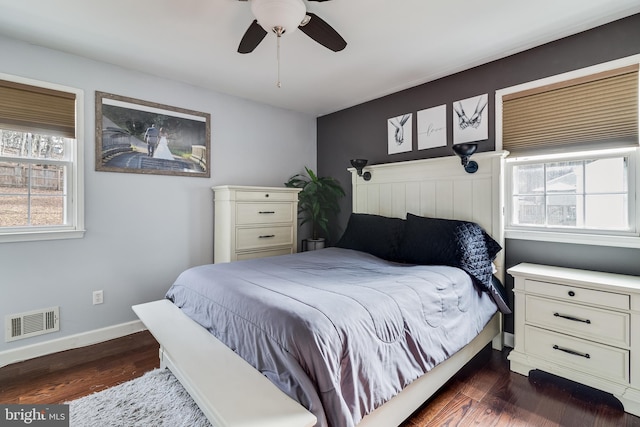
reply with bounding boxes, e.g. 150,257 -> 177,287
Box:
302,238 -> 325,252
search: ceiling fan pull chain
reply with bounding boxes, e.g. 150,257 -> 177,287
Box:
276,33 -> 282,88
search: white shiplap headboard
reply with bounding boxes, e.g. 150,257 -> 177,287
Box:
348,151 -> 508,281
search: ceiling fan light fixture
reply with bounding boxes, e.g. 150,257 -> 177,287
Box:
251,0 -> 306,36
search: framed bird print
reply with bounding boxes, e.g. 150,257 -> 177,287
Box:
452,94 -> 488,144
387,113 -> 412,154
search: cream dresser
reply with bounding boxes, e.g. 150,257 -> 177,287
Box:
213,185 -> 300,263
508,263 -> 640,416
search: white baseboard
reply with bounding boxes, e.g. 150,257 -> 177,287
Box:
0,320 -> 146,368
504,332 -> 514,348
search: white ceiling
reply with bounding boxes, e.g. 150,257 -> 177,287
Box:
0,0 -> 638,117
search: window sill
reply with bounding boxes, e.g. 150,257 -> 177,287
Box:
505,228 -> 640,249
0,229 -> 86,244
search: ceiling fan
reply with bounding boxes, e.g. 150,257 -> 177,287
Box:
237,0 -> 347,54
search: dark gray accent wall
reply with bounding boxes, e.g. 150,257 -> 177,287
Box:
317,14 -> 640,332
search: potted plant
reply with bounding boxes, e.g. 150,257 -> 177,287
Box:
285,167 -> 345,250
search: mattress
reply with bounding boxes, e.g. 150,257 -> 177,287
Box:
166,247 -> 498,427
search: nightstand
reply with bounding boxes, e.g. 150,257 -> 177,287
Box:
508,263 -> 640,416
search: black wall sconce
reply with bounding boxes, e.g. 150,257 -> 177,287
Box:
452,143 -> 478,174
350,158 -> 372,181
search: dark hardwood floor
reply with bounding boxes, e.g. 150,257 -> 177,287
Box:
0,331 -> 159,404
401,345 -> 640,427
1,331 -> 638,426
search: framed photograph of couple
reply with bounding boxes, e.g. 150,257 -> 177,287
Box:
95,91 -> 211,177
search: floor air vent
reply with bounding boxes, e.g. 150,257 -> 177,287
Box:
5,306 -> 59,342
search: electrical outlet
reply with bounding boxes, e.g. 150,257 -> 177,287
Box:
93,290 -> 104,305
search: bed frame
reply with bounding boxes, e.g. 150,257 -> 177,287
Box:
133,150 -> 508,427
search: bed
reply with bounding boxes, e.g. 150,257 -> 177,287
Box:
133,151 -> 509,427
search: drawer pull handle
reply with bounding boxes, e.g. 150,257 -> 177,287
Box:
259,235 -> 275,239
259,211 -> 276,214
553,345 -> 590,359
553,313 -> 591,324
568,291 -> 575,297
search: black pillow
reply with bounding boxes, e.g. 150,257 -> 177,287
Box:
399,215 -> 460,266
398,214 -> 510,314
335,213 -> 406,261
399,213 -> 501,263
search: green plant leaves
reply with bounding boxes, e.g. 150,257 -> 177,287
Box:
285,167 -> 345,240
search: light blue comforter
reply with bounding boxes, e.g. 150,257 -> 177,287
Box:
166,248 -> 497,427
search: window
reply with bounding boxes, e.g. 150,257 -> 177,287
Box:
506,149 -> 637,244
0,74 -> 84,243
497,56 -> 640,248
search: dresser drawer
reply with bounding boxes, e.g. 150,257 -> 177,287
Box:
236,248 -> 293,261
524,326 -> 629,383
236,203 -> 294,225
236,226 -> 293,251
235,190 -> 298,202
524,279 -> 629,310
525,296 -> 630,348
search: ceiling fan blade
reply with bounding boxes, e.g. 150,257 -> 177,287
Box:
299,12 -> 346,52
238,20 -> 268,54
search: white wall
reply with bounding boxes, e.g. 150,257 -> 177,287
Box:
0,35 -> 317,357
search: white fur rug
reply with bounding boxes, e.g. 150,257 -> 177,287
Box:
67,368 -> 212,427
